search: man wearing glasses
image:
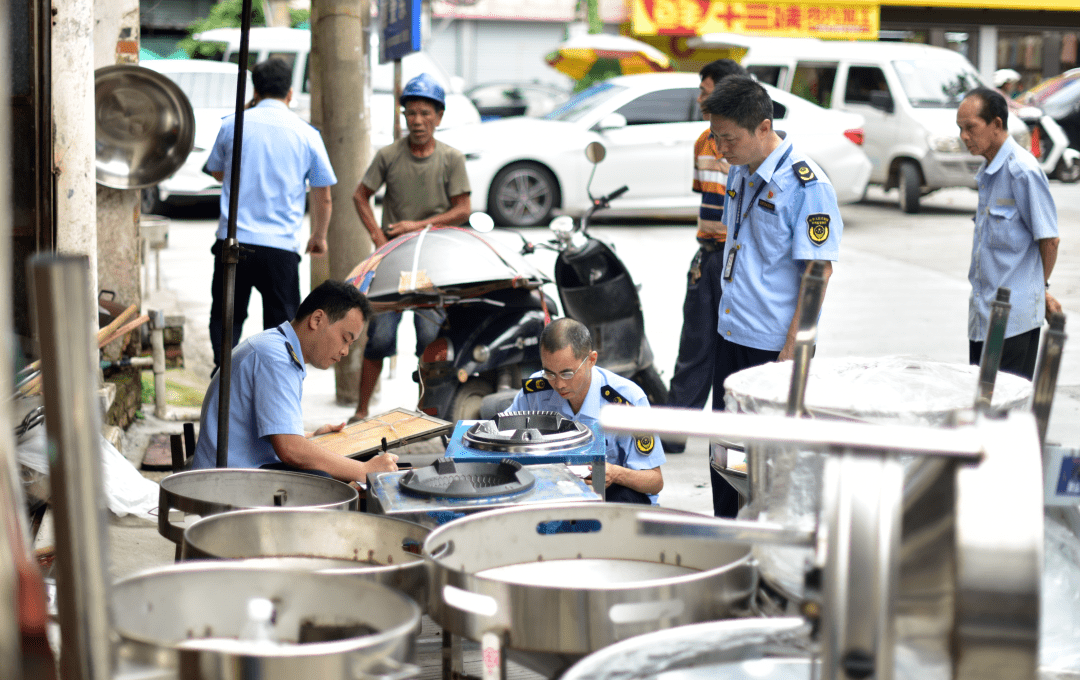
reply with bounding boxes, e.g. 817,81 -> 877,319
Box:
506,318 -> 666,505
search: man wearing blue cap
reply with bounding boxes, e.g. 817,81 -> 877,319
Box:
352,73 -> 472,422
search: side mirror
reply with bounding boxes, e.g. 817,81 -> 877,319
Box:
869,90 -> 894,114
595,113 -> 628,131
468,212 -> 494,233
585,142 -> 607,165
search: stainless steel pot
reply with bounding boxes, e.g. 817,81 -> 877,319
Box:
423,502 -> 754,678
181,508 -> 430,608
112,562 -> 421,680
158,469 -> 359,545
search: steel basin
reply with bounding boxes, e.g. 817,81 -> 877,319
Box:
111,562 -> 421,680
181,508 -> 430,608
424,502 -> 754,677
158,468 -> 358,545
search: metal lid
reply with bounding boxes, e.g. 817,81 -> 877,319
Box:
462,411 -> 594,453
398,457 -> 535,499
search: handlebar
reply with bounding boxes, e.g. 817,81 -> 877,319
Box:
607,185 -> 629,201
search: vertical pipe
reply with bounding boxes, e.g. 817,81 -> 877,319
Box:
32,256 -> 113,680
150,309 -> 167,419
1033,312 -> 1067,448
975,287 -> 1011,411
786,261 -> 826,418
217,0 -> 256,469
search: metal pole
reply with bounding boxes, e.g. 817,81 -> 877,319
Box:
975,287 -> 1011,410
32,256 -> 113,680
1033,312 -> 1066,447
216,0 -> 256,468
393,59 -> 402,141
786,261 -> 826,418
150,309 -> 167,419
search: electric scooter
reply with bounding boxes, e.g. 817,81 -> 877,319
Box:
1018,105 -> 1080,182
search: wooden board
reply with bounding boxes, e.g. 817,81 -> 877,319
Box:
312,408 -> 453,459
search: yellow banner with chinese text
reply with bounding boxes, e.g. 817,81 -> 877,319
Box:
631,0 -> 880,40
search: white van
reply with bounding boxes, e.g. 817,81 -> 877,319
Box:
693,34 -> 1031,213
194,27 -> 481,152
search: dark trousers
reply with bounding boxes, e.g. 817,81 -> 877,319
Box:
711,335 -> 780,518
969,326 -> 1041,381
669,246 -> 725,409
210,240 -> 302,369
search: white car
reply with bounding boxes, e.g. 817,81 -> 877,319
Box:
139,59 -> 251,213
436,72 -> 873,226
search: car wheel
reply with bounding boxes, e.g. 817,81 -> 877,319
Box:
141,186 -> 166,215
897,161 -> 921,214
1055,156 -> 1080,183
446,379 -> 493,422
489,162 -> 559,227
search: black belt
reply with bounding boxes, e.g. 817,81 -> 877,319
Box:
698,238 -> 725,252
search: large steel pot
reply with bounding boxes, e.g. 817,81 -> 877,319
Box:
112,562 -> 421,680
158,469 -> 358,545
181,508 -> 430,608
423,502 -> 754,677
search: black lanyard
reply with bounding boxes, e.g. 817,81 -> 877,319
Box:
732,145 -> 793,241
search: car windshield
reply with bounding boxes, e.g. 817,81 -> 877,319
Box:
892,59 -> 982,108
543,83 -> 628,122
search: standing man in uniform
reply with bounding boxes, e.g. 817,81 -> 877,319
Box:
957,87 -> 1060,379
508,319 -> 666,505
352,73 -> 471,422
705,76 -> 843,517
206,57 -> 337,372
193,280 -> 400,481
665,59 -> 746,453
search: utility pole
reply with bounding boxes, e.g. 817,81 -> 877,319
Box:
311,0 -> 371,403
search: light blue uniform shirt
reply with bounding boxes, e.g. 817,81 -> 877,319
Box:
207,99 -> 337,253
508,366 -> 666,504
193,322 -> 307,469
717,138 -> 842,351
968,135 -> 1058,341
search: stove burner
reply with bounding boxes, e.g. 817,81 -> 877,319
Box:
398,458 -> 535,499
463,411 -> 595,453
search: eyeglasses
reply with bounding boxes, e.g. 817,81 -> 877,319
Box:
541,355 -> 589,381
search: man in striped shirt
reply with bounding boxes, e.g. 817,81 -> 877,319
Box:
665,59 -> 746,454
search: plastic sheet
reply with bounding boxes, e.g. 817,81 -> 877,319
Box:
1040,515 -> 1080,672
17,427 -> 160,521
725,356 -> 1032,425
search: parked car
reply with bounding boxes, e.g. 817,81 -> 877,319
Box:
697,34 -> 1031,213
466,81 -> 571,120
139,59 -> 252,213
436,72 -> 872,227
193,27 -> 480,151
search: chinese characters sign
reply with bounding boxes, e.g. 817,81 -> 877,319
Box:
632,0 -> 880,40
380,0 -> 422,63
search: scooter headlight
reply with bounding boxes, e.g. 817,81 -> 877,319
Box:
472,344 -> 491,363
549,215 -> 574,235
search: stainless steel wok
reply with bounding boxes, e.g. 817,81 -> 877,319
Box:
423,502 -> 755,677
181,508 -> 430,608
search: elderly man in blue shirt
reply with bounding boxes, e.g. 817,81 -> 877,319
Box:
957,88 -> 1061,380
206,58 -> 338,371
703,76 -> 843,518
507,318 -> 665,505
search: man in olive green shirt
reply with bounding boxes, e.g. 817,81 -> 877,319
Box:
352,72 -> 471,421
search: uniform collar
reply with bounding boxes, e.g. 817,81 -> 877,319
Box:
982,135 -> 1016,177
753,137 -> 793,184
256,98 -> 290,111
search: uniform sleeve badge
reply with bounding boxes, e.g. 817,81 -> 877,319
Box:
793,161 -> 817,185
601,385 -> 629,405
807,214 -> 830,246
635,435 -> 655,453
523,377 -> 551,393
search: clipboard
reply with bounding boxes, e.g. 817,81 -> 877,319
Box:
312,408 -> 453,460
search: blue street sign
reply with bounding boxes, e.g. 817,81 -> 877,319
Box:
379,0 -> 422,64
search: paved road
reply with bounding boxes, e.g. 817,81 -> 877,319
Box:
152,179 -> 1080,516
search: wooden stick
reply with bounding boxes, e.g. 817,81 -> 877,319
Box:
97,314 -> 150,350
19,303 -> 137,377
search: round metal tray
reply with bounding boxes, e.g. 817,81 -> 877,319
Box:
463,411 -> 594,453
181,508 -> 430,608
158,469 -> 358,544
112,562 -> 420,680
398,457 -> 535,499
424,502 -> 755,678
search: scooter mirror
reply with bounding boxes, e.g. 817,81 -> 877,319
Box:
549,215 -> 575,234
585,141 -> 607,165
469,212 -> 495,233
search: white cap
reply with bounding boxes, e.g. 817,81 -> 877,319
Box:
994,68 -> 1022,87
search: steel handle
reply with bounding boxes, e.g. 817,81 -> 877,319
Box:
787,261 -> 827,417
636,511 -> 814,547
1033,312 -> 1066,447
975,287 -> 1011,410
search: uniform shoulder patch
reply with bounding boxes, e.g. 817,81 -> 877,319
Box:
285,342 -> 303,370
522,377 -> 552,393
635,435 -> 655,454
727,188 -> 737,198
807,213 -> 830,246
601,385 -> 630,405
792,160 -> 817,186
